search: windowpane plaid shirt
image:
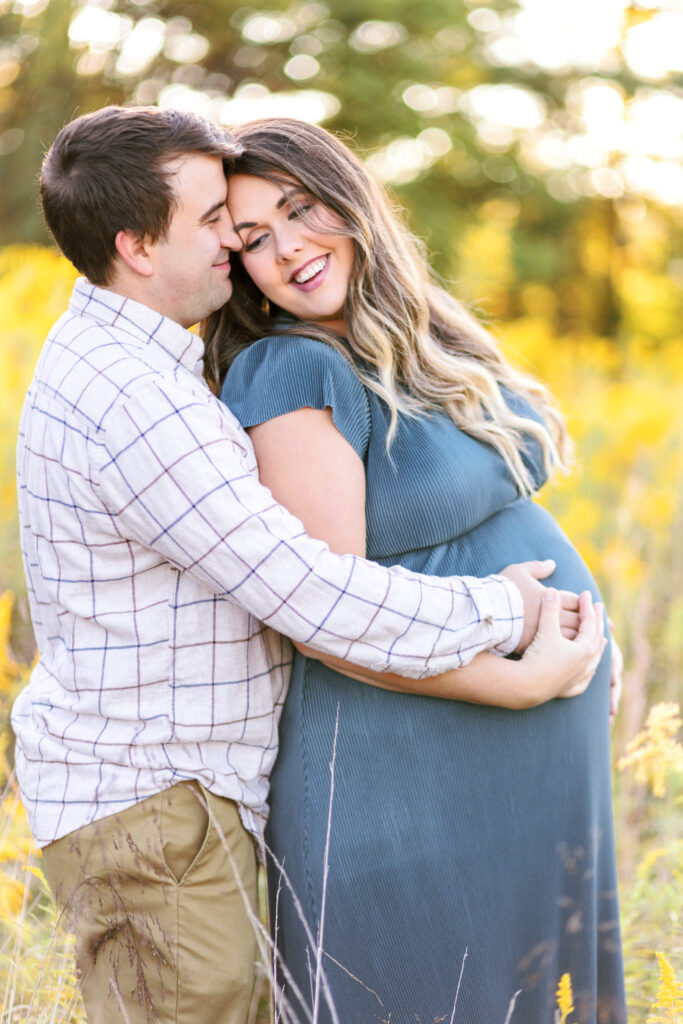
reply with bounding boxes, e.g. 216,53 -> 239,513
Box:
13,280 -> 523,847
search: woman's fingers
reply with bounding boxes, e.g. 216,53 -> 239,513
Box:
552,595 -> 605,698
533,586 -> 561,642
568,597 -> 605,691
576,592 -> 602,638
520,588 -> 608,704
564,634 -> 608,696
609,636 -> 624,724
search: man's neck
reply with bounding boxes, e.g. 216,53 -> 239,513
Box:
102,271 -> 187,329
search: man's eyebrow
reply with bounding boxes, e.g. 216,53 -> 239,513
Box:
232,193 -> 300,233
199,199 -> 227,223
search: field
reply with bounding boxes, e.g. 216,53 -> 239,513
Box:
0,244 -> 681,1022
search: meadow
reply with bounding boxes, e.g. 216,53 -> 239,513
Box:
0,243 -> 681,1023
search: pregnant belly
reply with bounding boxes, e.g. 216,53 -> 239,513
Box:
378,497 -> 601,600
271,494 -> 613,915
268,497 -> 619,1024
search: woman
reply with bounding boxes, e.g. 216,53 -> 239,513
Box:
204,118 -> 626,1024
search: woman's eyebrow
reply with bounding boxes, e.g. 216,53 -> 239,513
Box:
231,219 -> 257,233
232,193 -> 298,233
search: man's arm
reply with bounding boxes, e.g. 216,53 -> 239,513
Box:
241,404 -> 601,707
97,379 -> 524,679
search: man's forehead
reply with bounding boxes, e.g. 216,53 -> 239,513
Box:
163,151 -> 227,179
165,152 -> 228,208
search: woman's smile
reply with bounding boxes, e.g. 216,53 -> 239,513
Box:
290,253 -> 329,290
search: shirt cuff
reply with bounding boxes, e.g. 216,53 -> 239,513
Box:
482,574 -> 524,656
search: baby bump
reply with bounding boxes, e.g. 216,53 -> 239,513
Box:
268,496 -> 615,972
391,497 -> 601,600
293,497 -> 611,844
268,498 -> 621,1024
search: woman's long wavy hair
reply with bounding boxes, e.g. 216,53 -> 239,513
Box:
204,117 -> 571,494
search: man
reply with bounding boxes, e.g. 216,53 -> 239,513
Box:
13,106 -> 583,1024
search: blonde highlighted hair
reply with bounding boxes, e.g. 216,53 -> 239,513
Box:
203,117 -> 571,495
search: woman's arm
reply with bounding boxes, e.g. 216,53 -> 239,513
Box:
247,407 -> 605,709
303,588 -> 604,709
247,406 -> 367,559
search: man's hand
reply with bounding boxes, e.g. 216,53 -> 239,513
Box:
500,559 -> 582,654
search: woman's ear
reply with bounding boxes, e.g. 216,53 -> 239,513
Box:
114,229 -> 154,277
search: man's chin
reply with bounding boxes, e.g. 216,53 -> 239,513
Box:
191,284 -> 233,325
212,280 -> 233,310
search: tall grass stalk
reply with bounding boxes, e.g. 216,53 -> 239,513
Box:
448,947 -> 468,1024
312,704 -> 339,1024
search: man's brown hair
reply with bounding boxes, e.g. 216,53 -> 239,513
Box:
40,105 -> 241,285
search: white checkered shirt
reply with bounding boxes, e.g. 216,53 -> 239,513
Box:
13,279 -> 523,847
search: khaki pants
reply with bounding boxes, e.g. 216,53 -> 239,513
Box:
42,782 -> 258,1024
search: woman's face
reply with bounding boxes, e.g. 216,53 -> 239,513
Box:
227,174 -> 355,334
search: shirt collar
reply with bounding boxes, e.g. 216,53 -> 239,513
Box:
69,278 -> 206,377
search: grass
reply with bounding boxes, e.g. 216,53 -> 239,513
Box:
0,745 -> 681,1023
0,244 -> 681,1020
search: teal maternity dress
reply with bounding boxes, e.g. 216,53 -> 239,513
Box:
222,334 -> 626,1024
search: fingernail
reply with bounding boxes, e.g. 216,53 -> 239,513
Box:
543,587 -> 557,602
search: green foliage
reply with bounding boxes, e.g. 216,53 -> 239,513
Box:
0,1 -> 681,1012
1,0 -> 681,342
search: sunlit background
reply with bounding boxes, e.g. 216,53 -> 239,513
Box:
0,1 -> 681,1021
2,0 -> 682,200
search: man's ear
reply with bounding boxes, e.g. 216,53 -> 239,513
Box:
114,229 -> 154,277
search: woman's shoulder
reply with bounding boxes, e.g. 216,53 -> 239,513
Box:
229,331 -> 358,379
221,332 -> 371,457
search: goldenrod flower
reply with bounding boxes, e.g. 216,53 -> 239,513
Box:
647,953 -> 683,1023
618,703 -> 683,798
0,590 -> 19,695
556,972 -> 575,1024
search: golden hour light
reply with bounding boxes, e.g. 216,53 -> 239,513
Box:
0,2 -> 681,1020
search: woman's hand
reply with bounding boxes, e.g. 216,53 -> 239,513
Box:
608,623 -> 623,724
518,588 -> 606,706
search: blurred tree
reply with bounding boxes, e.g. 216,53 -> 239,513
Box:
0,0 -> 681,340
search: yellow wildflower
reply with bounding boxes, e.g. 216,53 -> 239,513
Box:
556,973 -> 575,1024
647,953 -> 683,1023
0,865 -> 28,918
618,703 -> 683,798
0,590 -> 19,695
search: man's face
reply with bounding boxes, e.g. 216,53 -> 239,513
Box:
145,154 -> 242,328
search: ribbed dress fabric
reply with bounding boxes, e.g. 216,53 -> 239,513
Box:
222,334 -> 626,1024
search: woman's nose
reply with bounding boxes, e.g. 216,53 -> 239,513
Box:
276,226 -> 304,263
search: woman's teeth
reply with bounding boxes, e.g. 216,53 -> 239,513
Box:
294,256 -> 327,284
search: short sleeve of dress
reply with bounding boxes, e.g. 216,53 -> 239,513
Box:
221,334 -> 372,460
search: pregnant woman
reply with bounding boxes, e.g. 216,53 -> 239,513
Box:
205,118 -> 626,1024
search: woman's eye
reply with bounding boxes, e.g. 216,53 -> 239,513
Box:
245,233 -> 268,253
288,202 -> 312,221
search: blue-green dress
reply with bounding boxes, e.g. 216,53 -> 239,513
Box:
222,334 -> 626,1024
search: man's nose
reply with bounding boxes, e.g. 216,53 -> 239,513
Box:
222,225 -> 242,252
220,209 -> 242,251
